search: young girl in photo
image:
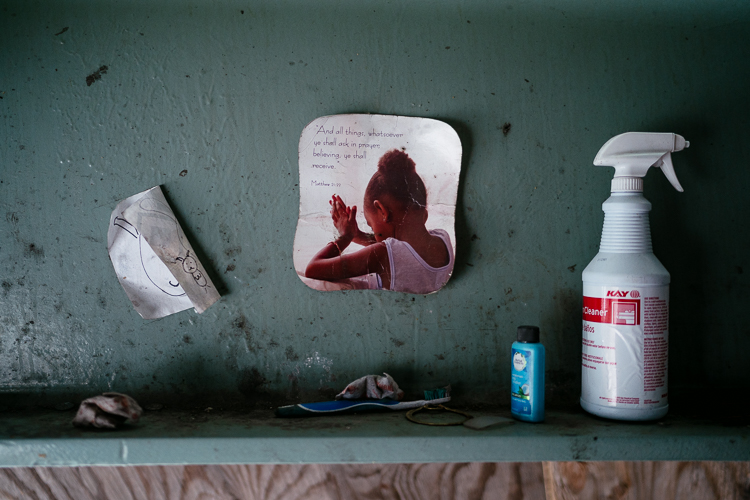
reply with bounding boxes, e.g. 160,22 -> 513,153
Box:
305,149 -> 455,294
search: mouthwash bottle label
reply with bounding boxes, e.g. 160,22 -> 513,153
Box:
581,285 -> 669,410
511,348 -> 532,415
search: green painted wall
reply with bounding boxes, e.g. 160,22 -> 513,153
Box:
1,0 -> 749,408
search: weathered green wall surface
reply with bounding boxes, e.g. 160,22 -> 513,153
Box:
1,0 -> 749,408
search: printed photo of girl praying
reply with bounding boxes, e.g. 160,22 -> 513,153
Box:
304,149 -> 455,294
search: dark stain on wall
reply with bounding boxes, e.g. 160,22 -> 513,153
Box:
238,368 -> 267,397
501,122 -> 512,136
285,346 -> 299,361
225,246 -> 242,257
26,243 -> 43,258
233,314 -> 256,351
86,65 -> 108,86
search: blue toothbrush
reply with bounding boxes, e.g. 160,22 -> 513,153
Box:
275,386 -> 450,417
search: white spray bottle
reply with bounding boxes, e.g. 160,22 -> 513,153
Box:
581,132 -> 689,421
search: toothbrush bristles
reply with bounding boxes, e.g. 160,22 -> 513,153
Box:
423,388 -> 446,400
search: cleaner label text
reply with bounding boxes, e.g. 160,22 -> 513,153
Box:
582,296 -> 640,326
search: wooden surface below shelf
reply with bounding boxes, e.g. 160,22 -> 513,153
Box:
0,462 -> 748,499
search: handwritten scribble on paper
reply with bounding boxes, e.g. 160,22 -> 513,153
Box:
112,215 -> 186,297
107,186 -> 220,319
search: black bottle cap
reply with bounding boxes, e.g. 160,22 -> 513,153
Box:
517,325 -> 540,343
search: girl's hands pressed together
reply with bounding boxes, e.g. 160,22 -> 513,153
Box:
306,194 -> 389,284
330,194 -> 359,242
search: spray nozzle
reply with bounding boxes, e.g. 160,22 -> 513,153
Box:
594,132 -> 689,192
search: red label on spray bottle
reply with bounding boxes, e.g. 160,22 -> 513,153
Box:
581,286 -> 668,410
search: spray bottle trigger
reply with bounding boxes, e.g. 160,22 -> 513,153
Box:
655,153 -> 684,192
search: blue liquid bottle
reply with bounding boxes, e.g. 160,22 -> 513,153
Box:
511,325 -> 545,422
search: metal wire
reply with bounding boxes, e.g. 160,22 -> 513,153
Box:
405,404 -> 473,426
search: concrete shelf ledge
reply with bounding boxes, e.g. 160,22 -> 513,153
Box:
1,408 -> 747,467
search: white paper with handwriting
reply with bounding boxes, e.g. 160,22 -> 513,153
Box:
107,186 -> 220,319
